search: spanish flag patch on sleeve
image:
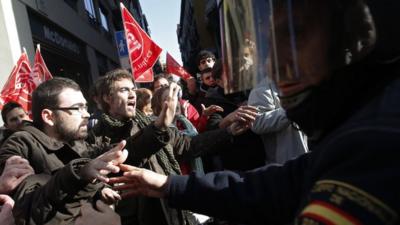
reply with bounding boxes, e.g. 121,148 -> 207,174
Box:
296,180 -> 398,225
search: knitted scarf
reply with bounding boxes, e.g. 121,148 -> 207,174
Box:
101,111 -> 196,225
101,111 -> 182,175
135,112 -> 199,225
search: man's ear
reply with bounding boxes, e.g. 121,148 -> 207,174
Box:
102,94 -> 111,105
216,79 -> 223,87
42,109 -> 55,126
342,0 -> 376,64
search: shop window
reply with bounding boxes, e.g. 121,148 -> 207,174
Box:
84,0 -> 97,24
96,51 -> 108,76
99,6 -> 109,32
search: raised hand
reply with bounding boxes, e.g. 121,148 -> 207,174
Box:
101,187 -> 121,205
154,82 -> 181,129
219,105 -> 259,129
80,140 -> 128,183
108,164 -> 168,199
0,155 -> 34,194
227,121 -> 252,136
201,104 -> 224,117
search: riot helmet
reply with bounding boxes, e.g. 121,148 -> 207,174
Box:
220,0 -> 400,139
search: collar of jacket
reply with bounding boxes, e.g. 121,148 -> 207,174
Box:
101,113 -> 131,128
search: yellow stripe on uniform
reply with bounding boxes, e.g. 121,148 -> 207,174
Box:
301,201 -> 361,225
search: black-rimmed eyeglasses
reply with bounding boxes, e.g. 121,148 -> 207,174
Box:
50,105 -> 88,115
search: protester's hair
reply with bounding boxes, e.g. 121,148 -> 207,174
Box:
96,69 -> 135,112
196,50 -> 216,66
200,67 -> 213,76
151,74 -> 168,91
1,101 -> 24,125
151,86 -> 170,116
136,88 -> 152,112
89,76 -> 106,111
32,77 -> 81,129
211,59 -> 223,80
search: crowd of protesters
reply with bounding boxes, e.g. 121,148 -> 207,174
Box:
2,0 -> 400,224
0,45 -> 308,225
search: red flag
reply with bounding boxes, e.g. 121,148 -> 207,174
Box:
120,3 -> 162,82
137,68 -> 154,83
0,52 -> 33,114
166,52 -> 192,80
32,45 -> 53,87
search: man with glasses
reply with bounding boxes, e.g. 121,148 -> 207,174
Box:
87,69 -> 253,225
0,77 -> 129,224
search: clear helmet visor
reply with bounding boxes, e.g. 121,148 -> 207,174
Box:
267,0 -> 336,108
221,0 -> 335,105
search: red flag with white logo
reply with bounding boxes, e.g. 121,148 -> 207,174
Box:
166,52 -> 192,80
32,45 -> 53,87
0,51 -> 33,114
120,3 -> 162,82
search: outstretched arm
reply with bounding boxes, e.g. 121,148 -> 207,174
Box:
110,154 -> 311,224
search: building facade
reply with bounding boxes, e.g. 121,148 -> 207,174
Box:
0,0 -> 153,124
0,0 -> 152,97
178,0 -> 221,76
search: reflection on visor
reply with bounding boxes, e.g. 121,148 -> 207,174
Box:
268,0 -> 333,109
220,0 -> 269,94
269,0 -> 301,85
220,0 -> 316,99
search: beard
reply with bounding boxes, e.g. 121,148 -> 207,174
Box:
54,118 -> 88,142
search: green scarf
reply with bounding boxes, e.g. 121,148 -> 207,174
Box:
102,111 -> 181,175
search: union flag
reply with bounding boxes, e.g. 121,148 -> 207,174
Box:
32,45 -> 53,87
120,3 -> 162,82
166,52 -> 192,80
0,51 -> 33,113
0,46 -> 53,116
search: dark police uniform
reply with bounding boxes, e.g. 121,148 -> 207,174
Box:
165,78 -> 400,225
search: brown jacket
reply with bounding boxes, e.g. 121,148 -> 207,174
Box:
0,124 -> 103,225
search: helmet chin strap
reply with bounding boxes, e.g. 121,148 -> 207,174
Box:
279,88 -> 312,110
285,58 -> 398,144
376,54 -> 400,64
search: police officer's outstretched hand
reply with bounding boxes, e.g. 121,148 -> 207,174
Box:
108,164 -> 168,199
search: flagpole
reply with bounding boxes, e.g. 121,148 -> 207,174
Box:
120,3 -> 134,79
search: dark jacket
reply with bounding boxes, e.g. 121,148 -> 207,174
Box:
203,86 -> 265,172
0,124 -> 104,225
165,78 -> 400,225
87,112 -> 233,225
